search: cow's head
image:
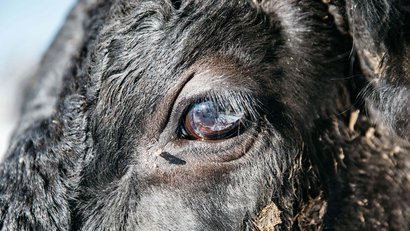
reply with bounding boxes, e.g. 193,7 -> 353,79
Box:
63,1 -> 350,229
1,0 -> 359,230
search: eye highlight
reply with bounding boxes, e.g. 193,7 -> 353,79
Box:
180,101 -> 245,140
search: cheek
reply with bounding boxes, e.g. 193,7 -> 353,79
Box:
131,128 -> 302,230
134,161 -> 272,230
135,189 -> 200,230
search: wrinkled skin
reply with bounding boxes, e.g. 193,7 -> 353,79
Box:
0,0 -> 408,230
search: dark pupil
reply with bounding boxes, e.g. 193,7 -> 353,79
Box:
184,101 -> 244,140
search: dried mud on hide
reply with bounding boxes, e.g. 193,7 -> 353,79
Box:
247,110 -> 410,231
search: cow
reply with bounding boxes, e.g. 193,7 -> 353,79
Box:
344,0 -> 410,139
0,0 -> 408,230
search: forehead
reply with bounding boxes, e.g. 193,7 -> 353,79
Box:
97,0 -> 318,79
94,1 -> 284,103
107,0 -> 279,67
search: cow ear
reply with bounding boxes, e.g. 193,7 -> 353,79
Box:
0,93 -> 88,230
0,1 -> 96,229
14,0 -> 97,137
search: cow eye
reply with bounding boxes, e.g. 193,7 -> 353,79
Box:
180,101 -> 245,140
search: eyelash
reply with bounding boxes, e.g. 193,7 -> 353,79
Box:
175,94 -> 258,141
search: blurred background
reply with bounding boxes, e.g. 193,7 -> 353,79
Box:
0,1 -> 76,160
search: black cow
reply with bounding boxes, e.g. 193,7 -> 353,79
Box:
345,0 -> 410,139
0,0 -> 408,230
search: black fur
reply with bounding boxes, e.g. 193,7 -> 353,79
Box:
345,0 -> 410,139
0,0 -> 408,230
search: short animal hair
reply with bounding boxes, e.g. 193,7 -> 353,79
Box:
0,1 -> 408,230
346,0 -> 410,139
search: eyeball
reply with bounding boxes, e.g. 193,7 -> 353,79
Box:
180,101 -> 245,140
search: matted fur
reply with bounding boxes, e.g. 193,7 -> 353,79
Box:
345,0 -> 410,139
0,0 -> 408,230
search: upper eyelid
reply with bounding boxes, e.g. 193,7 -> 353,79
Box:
172,89 -> 260,128
205,90 -> 260,120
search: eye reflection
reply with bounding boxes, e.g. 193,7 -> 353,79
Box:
180,101 -> 245,140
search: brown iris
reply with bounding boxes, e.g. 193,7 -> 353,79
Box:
181,101 -> 245,140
